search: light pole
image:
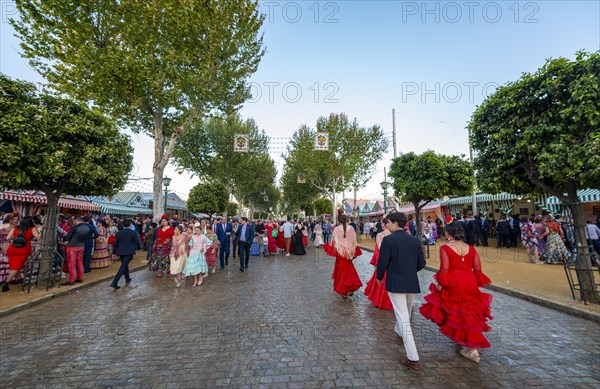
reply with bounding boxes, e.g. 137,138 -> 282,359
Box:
163,176 -> 172,217
380,180 -> 391,215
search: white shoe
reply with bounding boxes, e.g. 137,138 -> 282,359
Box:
286,253 -> 290,257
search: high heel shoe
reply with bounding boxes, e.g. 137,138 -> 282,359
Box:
460,348 -> 480,363
1,282 -> 9,293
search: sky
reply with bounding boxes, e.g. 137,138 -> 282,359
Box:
1,1 -> 599,203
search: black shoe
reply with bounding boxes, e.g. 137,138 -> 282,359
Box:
245,265 -> 248,269
62,281 -> 74,286
239,268 -> 244,272
1,282 -> 9,293
74,280 -> 83,283
84,270 -> 91,273
125,279 -> 132,284
109,284 -> 120,290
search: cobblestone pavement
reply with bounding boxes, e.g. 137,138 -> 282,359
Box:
1,247 -> 599,388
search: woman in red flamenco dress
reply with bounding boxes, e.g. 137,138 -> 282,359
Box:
419,220 -> 493,363
323,215 -> 362,298
364,216 -> 393,310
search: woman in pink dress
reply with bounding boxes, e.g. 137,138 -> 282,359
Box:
364,216 -> 393,310
323,215 -> 363,299
90,220 -> 111,268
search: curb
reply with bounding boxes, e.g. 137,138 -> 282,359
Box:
0,263 -> 148,318
360,246 -> 600,324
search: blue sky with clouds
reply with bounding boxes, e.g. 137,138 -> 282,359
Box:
1,1 -> 598,201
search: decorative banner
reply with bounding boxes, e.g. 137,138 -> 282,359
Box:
297,174 -> 305,183
264,195 -> 269,201
314,132 -> 329,151
233,134 -> 249,152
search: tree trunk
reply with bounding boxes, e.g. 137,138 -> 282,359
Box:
569,201 -> 599,303
414,201 -> 423,239
38,195 -> 59,284
152,169 -> 165,222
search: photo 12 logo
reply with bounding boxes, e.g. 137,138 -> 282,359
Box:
248,81 -> 340,104
401,1 -> 540,23
1,0 -> 17,23
401,81 -> 500,103
259,1 -> 340,24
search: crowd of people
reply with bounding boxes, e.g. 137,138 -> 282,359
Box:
2,207 -> 599,374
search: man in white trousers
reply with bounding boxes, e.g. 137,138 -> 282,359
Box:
377,212 -> 426,373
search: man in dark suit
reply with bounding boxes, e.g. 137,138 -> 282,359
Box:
472,215 -> 483,246
496,216 -> 511,248
237,217 -> 255,272
377,212 -> 426,373
458,215 -> 469,244
215,215 -> 233,269
481,215 -> 490,247
110,219 -> 142,289
83,216 -> 100,272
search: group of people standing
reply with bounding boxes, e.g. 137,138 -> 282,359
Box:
323,212 -> 493,373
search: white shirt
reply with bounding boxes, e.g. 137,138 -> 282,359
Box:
283,222 -> 294,238
586,224 -> 600,240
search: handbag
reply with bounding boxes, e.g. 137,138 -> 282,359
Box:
271,229 -> 278,238
12,234 -> 27,248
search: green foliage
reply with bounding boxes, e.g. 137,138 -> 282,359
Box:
390,151 -> 473,205
12,0 -> 265,218
468,51 -> 600,199
314,198 -> 333,216
389,151 -> 473,237
226,201 -> 238,217
187,182 -> 228,215
12,0 -> 265,133
173,113 -> 277,204
0,74 -> 133,199
281,113 -> 388,209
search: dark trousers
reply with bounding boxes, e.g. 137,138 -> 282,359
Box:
84,244 -> 93,271
219,240 -> 230,268
145,241 -> 153,261
238,241 -> 251,269
482,230 -> 489,247
232,238 -> 238,258
497,233 -> 510,248
474,231 -> 483,246
111,255 -> 132,286
512,230 -> 520,247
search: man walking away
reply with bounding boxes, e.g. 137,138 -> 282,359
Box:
481,215 -> 490,247
110,219 -> 142,289
377,212 -> 426,373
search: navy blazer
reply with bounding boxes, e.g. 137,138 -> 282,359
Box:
216,222 -> 233,243
113,228 -> 143,256
377,230 -> 426,294
238,223 -> 255,244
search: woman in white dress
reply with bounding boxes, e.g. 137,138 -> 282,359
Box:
314,223 -> 324,247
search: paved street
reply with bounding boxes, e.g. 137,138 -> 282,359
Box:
1,247 -> 599,388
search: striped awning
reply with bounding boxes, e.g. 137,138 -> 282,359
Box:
94,203 -> 152,216
0,191 -> 100,211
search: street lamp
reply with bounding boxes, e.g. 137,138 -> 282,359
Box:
163,176 -> 172,216
380,180 -> 391,214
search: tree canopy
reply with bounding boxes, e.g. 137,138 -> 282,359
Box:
0,74 -> 133,272
281,113 -> 388,218
12,0 -> 265,219
187,182 -> 229,216
389,150 -> 474,237
173,113 -> 277,210
468,51 -> 600,301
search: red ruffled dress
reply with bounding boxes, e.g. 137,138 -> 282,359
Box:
6,228 -> 34,271
420,244 -> 493,349
363,242 -> 393,310
323,243 -> 363,295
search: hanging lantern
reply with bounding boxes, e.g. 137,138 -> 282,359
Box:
260,188 -> 266,195
233,134 -> 249,152
297,174 -> 305,183
264,195 -> 269,201
314,132 -> 329,151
